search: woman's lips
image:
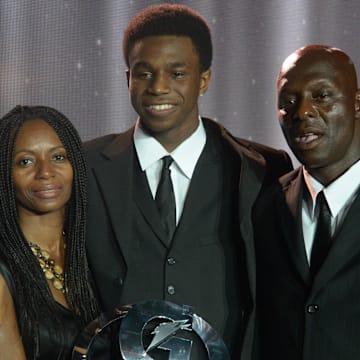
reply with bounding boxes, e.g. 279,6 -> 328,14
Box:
32,186 -> 62,199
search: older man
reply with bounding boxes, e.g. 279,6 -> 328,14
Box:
254,45 -> 360,360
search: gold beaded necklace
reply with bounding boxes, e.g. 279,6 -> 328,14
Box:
28,241 -> 66,293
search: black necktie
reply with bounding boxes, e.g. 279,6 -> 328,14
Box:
310,191 -> 332,277
155,156 -> 176,242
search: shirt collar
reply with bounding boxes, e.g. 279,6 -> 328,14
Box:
303,159 -> 360,218
134,117 -> 206,179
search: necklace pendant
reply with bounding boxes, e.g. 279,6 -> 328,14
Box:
53,279 -> 64,291
44,270 -> 55,280
41,250 -> 50,260
28,241 -> 66,294
54,264 -> 63,274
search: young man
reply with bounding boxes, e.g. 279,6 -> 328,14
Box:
85,4 -> 292,358
254,45 -> 360,360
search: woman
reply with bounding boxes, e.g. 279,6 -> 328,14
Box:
0,105 -> 99,359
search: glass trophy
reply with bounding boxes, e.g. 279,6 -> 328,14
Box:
72,299 -> 230,359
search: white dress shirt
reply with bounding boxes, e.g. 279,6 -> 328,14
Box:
302,160 -> 360,263
134,117 -> 206,225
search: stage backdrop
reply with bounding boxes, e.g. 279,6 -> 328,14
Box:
1,0 -> 360,164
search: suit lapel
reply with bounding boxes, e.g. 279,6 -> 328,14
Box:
89,130 -> 135,261
174,130 -> 219,238
220,130 -> 266,299
215,126 -> 265,226
238,155 -> 266,298
277,169 -> 310,284
312,192 -> 360,291
132,159 -> 168,246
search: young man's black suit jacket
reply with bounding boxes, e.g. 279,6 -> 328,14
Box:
254,167 -> 360,360
84,117 -> 292,360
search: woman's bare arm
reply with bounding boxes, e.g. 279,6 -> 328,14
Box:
0,274 -> 26,360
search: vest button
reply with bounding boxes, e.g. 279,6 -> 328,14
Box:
167,257 -> 176,265
307,304 -> 319,314
167,285 -> 175,295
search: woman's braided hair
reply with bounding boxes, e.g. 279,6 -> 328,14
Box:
0,105 -> 99,357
